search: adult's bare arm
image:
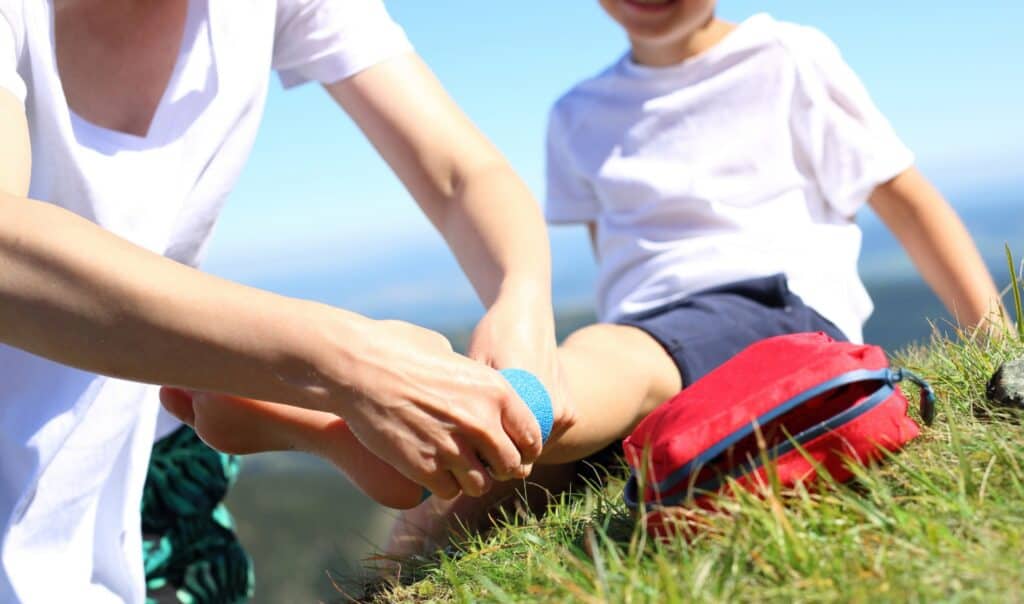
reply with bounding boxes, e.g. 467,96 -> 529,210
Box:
325,55 -> 570,471
0,88 -> 528,499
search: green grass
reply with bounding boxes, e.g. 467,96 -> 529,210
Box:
371,321 -> 1024,603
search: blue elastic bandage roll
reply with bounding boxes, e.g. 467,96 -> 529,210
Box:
421,368 -> 553,501
499,368 -> 554,443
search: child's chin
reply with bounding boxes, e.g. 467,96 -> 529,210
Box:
622,0 -> 679,13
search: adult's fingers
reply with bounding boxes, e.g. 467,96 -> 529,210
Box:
499,379 -> 543,466
471,432 -> 531,483
457,381 -> 533,482
417,467 -> 461,501
451,467 -> 491,497
159,386 -> 195,426
443,439 -> 493,498
410,434 -> 489,499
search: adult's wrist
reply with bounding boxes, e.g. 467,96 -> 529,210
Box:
493,272 -> 553,312
275,299 -> 373,415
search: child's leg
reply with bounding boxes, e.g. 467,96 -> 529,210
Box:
385,273 -> 856,558
539,323 -> 682,463
385,322 -> 682,559
160,387 -> 425,509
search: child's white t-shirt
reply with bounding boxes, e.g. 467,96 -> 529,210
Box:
545,13 -> 913,343
0,1 -> 411,602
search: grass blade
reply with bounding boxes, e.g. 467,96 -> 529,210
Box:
1007,243 -> 1024,340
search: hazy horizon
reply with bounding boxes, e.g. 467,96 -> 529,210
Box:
203,185 -> 1022,341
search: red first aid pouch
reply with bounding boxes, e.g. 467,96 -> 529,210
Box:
622,332 -> 936,536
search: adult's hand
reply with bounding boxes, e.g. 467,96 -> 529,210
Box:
468,286 -> 576,459
304,315 -> 543,499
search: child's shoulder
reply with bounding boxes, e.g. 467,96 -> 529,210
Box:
548,59 -> 625,131
710,13 -> 847,72
762,15 -> 845,64
759,16 -> 861,95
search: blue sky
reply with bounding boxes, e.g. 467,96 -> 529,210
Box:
203,1 -> 1024,323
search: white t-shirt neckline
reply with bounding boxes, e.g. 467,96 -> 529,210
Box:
63,0 -> 208,150
619,13 -> 767,79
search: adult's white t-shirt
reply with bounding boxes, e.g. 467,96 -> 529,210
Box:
545,13 -> 914,343
0,1 -> 412,601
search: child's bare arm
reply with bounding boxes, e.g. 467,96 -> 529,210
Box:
868,167 -> 1007,333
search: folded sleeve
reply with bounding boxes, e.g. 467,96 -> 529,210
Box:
544,102 -> 601,224
0,1 -> 25,103
788,26 -> 914,218
272,0 -> 413,89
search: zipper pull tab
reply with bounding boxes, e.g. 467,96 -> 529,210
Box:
891,368 -> 937,426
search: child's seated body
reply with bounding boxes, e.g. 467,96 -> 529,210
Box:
384,1 -> 1004,553
168,0 -> 1005,557
547,11 -> 902,351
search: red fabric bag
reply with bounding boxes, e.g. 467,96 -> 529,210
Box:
622,332 -> 936,536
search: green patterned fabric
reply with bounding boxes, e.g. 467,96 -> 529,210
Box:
142,426 -> 255,604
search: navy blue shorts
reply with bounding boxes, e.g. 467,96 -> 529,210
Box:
617,274 -> 847,386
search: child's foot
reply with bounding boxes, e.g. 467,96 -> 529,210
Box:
159,387 -> 425,509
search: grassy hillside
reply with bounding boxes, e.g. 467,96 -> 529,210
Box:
375,330 -> 1024,602
228,252 -> 1024,602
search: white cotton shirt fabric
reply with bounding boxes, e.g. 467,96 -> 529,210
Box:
545,13 -> 914,343
0,1 -> 412,602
